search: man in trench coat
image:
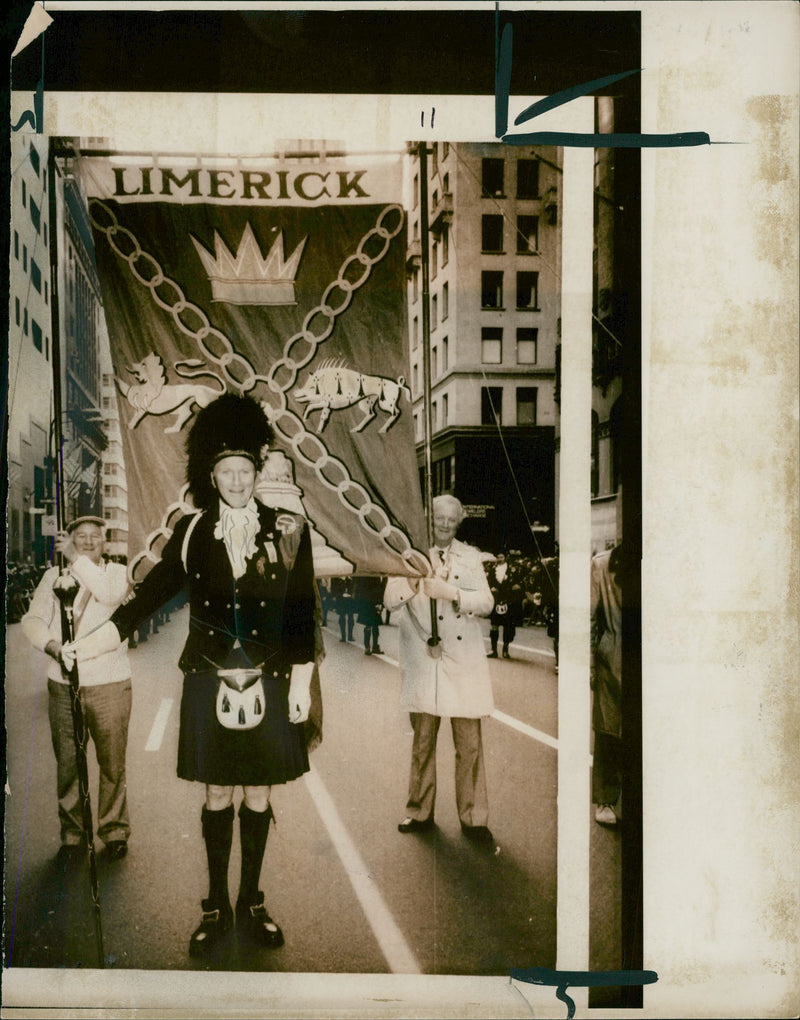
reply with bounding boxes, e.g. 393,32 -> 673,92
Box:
384,495 -> 496,845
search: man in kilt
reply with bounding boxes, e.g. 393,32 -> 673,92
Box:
63,394 -> 317,956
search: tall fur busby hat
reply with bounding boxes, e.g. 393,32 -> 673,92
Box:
186,393 -> 274,509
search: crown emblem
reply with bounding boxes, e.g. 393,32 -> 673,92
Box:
191,223 -> 307,306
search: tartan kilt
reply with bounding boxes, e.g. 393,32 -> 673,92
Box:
177,669 -> 309,786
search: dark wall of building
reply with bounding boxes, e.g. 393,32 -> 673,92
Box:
449,428 -> 555,556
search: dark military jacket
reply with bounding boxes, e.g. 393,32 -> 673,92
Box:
112,502 -> 316,675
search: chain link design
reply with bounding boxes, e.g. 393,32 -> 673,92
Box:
90,199 -> 427,580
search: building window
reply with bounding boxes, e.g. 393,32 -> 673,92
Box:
481,386 -> 503,425
15,297 -> 20,325
43,222 -> 47,245
442,393 -> 449,426
31,260 -> 41,292
413,363 -> 419,394
29,198 -> 41,232
516,387 -> 538,425
29,143 -> 40,175
412,315 -> 419,350
432,346 -> 438,377
442,282 -> 449,320
23,245 -> 27,271
31,319 -> 42,352
443,171 -> 450,193
412,268 -> 418,303
45,336 -> 49,360
481,270 -> 504,309
482,158 -> 505,197
481,327 -> 503,364
44,281 -> 48,304
482,214 -> 504,253
441,222 -> 449,266
431,240 -> 438,279
14,231 -> 19,259
517,159 -> 540,199
23,309 -> 28,335
413,173 -> 418,209
22,180 -> 27,207
442,142 -> 450,160
517,215 -> 539,254
442,336 -> 449,371
432,400 -> 438,429
432,294 -> 438,330
516,271 -> 539,310
517,327 -> 538,364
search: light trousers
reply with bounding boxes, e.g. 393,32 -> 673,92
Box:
405,711 -> 489,827
48,678 -> 132,846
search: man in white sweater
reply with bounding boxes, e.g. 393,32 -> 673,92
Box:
22,517 -> 132,863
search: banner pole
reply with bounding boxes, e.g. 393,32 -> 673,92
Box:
417,142 -> 440,650
47,139 -> 106,969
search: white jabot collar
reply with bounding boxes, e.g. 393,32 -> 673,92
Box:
214,498 -> 260,579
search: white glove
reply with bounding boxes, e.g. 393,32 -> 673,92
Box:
68,620 -> 122,664
288,662 -> 313,724
422,575 -> 458,602
60,642 -> 77,672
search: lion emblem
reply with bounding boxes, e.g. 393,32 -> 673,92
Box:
116,353 -> 227,433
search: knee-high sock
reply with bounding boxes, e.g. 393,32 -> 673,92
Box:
238,803 -> 273,907
201,804 -> 234,909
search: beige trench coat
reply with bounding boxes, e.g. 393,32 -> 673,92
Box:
384,540 -> 495,718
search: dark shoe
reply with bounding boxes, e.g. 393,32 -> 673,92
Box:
106,840 -> 128,861
189,899 -> 233,956
502,650 -> 511,659
487,651 -> 498,659
460,823 -> 495,846
364,648 -> 372,655
372,646 -> 384,655
398,816 -> 434,833
236,891 -> 284,948
55,844 -> 83,872
339,636 -> 347,642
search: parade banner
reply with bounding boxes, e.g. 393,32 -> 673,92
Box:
80,152 -> 428,582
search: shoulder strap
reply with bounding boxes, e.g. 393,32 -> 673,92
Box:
180,512 -> 204,573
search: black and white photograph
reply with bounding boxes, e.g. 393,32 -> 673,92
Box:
3,3 -> 798,1018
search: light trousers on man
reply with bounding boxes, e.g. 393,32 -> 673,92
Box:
405,711 -> 489,827
48,678 -> 132,846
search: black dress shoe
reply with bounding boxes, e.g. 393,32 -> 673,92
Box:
372,646 -> 384,654
460,823 -> 495,845
55,844 -> 84,872
397,816 -> 434,833
106,840 -> 128,861
236,892 -> 284,948
487,651 -> 498,658
189,899 -> 233,956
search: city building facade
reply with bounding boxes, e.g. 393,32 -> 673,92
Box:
7,132 -> 54,567
405,141 -> 560,555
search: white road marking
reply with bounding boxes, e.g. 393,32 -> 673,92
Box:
145,698 -> 174,752
304,764 -> 421,975
492,709 -> 559,750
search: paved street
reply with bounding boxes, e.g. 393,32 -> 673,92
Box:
3,609 -> 620,977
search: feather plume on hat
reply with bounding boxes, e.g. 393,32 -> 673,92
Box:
185,393 -> 274,509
